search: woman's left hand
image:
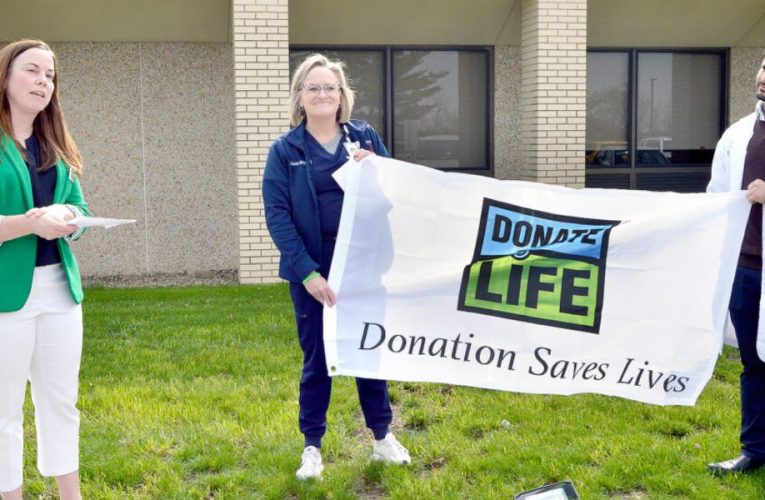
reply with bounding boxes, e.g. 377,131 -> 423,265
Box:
305,275 -> 337,307
353,149 -> 374,161
25,204 -> 75,222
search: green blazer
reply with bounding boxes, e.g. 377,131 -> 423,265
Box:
0,135 -> 90,312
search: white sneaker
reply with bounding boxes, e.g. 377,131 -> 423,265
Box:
296,446 -> 323,480
371,433 -> 411,464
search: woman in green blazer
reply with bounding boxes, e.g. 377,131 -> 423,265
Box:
0,40 -> 89,500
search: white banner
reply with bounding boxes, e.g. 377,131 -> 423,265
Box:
324,156 -> 750,406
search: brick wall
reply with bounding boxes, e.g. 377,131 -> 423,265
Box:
520,0 -> 586,187
233,0 -> 289,283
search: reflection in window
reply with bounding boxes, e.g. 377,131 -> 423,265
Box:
393,50 -> 488,170
589,148 -> 629,167
289,50 -> 385,139
586,52 -> 629,166
586,49 -> 724,192
636,53 -> 721,167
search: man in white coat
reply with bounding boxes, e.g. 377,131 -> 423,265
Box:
706,51 -> 765,475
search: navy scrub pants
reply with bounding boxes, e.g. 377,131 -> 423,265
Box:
288,245 -> 392,448
729,264 -> 765,460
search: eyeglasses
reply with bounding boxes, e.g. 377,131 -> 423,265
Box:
301,83 -> 342,96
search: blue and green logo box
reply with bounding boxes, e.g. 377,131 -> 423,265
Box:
458,199 -> 620,333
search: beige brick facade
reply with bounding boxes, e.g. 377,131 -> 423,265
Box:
233,0 -> 289,283
520,0 -> 587,187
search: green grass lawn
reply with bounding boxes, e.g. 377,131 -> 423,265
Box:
17,284 -> 765,498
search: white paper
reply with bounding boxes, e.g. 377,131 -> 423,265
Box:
67,216 -> 136,229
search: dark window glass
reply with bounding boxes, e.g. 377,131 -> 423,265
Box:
290,47 -> 492,173
585,50 -> 724,192
635,172 -> 711,192
289,50 -> 385,139
585,172 -> 630,189
586,52 -> 629,168
392,50 -> 488,170
636,53 -> 722,167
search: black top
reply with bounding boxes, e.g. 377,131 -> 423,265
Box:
740,119 -> 765,269
24,135 -> 61,266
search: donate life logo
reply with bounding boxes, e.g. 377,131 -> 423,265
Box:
458,199 -> 620,333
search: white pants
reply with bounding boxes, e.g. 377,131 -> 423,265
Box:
0,264 -> 82,492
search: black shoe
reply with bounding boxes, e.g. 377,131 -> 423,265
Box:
707,455 -> 764,475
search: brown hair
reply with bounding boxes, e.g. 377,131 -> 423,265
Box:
0,39 -> 83,176
289,53 -> 355,127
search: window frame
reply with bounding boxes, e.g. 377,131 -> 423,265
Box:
586,47 -> 729,190
290,45 -> 495,175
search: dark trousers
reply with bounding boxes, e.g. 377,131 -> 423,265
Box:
289,281 -> 392,448
729,265 -> 765,459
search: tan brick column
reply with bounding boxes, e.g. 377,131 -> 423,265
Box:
233,0 -> 289,283
520,0 -> 586,187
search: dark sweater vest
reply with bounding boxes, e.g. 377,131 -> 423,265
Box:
740,118 -> 765,269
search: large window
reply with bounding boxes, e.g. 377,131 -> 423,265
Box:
290,47 -> 492,173
586,50 -> 726,192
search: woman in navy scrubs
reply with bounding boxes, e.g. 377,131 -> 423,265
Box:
262,53 -> 411,480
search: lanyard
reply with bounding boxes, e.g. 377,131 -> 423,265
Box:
342,124 -> 360,158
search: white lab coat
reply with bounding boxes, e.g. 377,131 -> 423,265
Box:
708,103 -> 765,353
708,105 -> 764,194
